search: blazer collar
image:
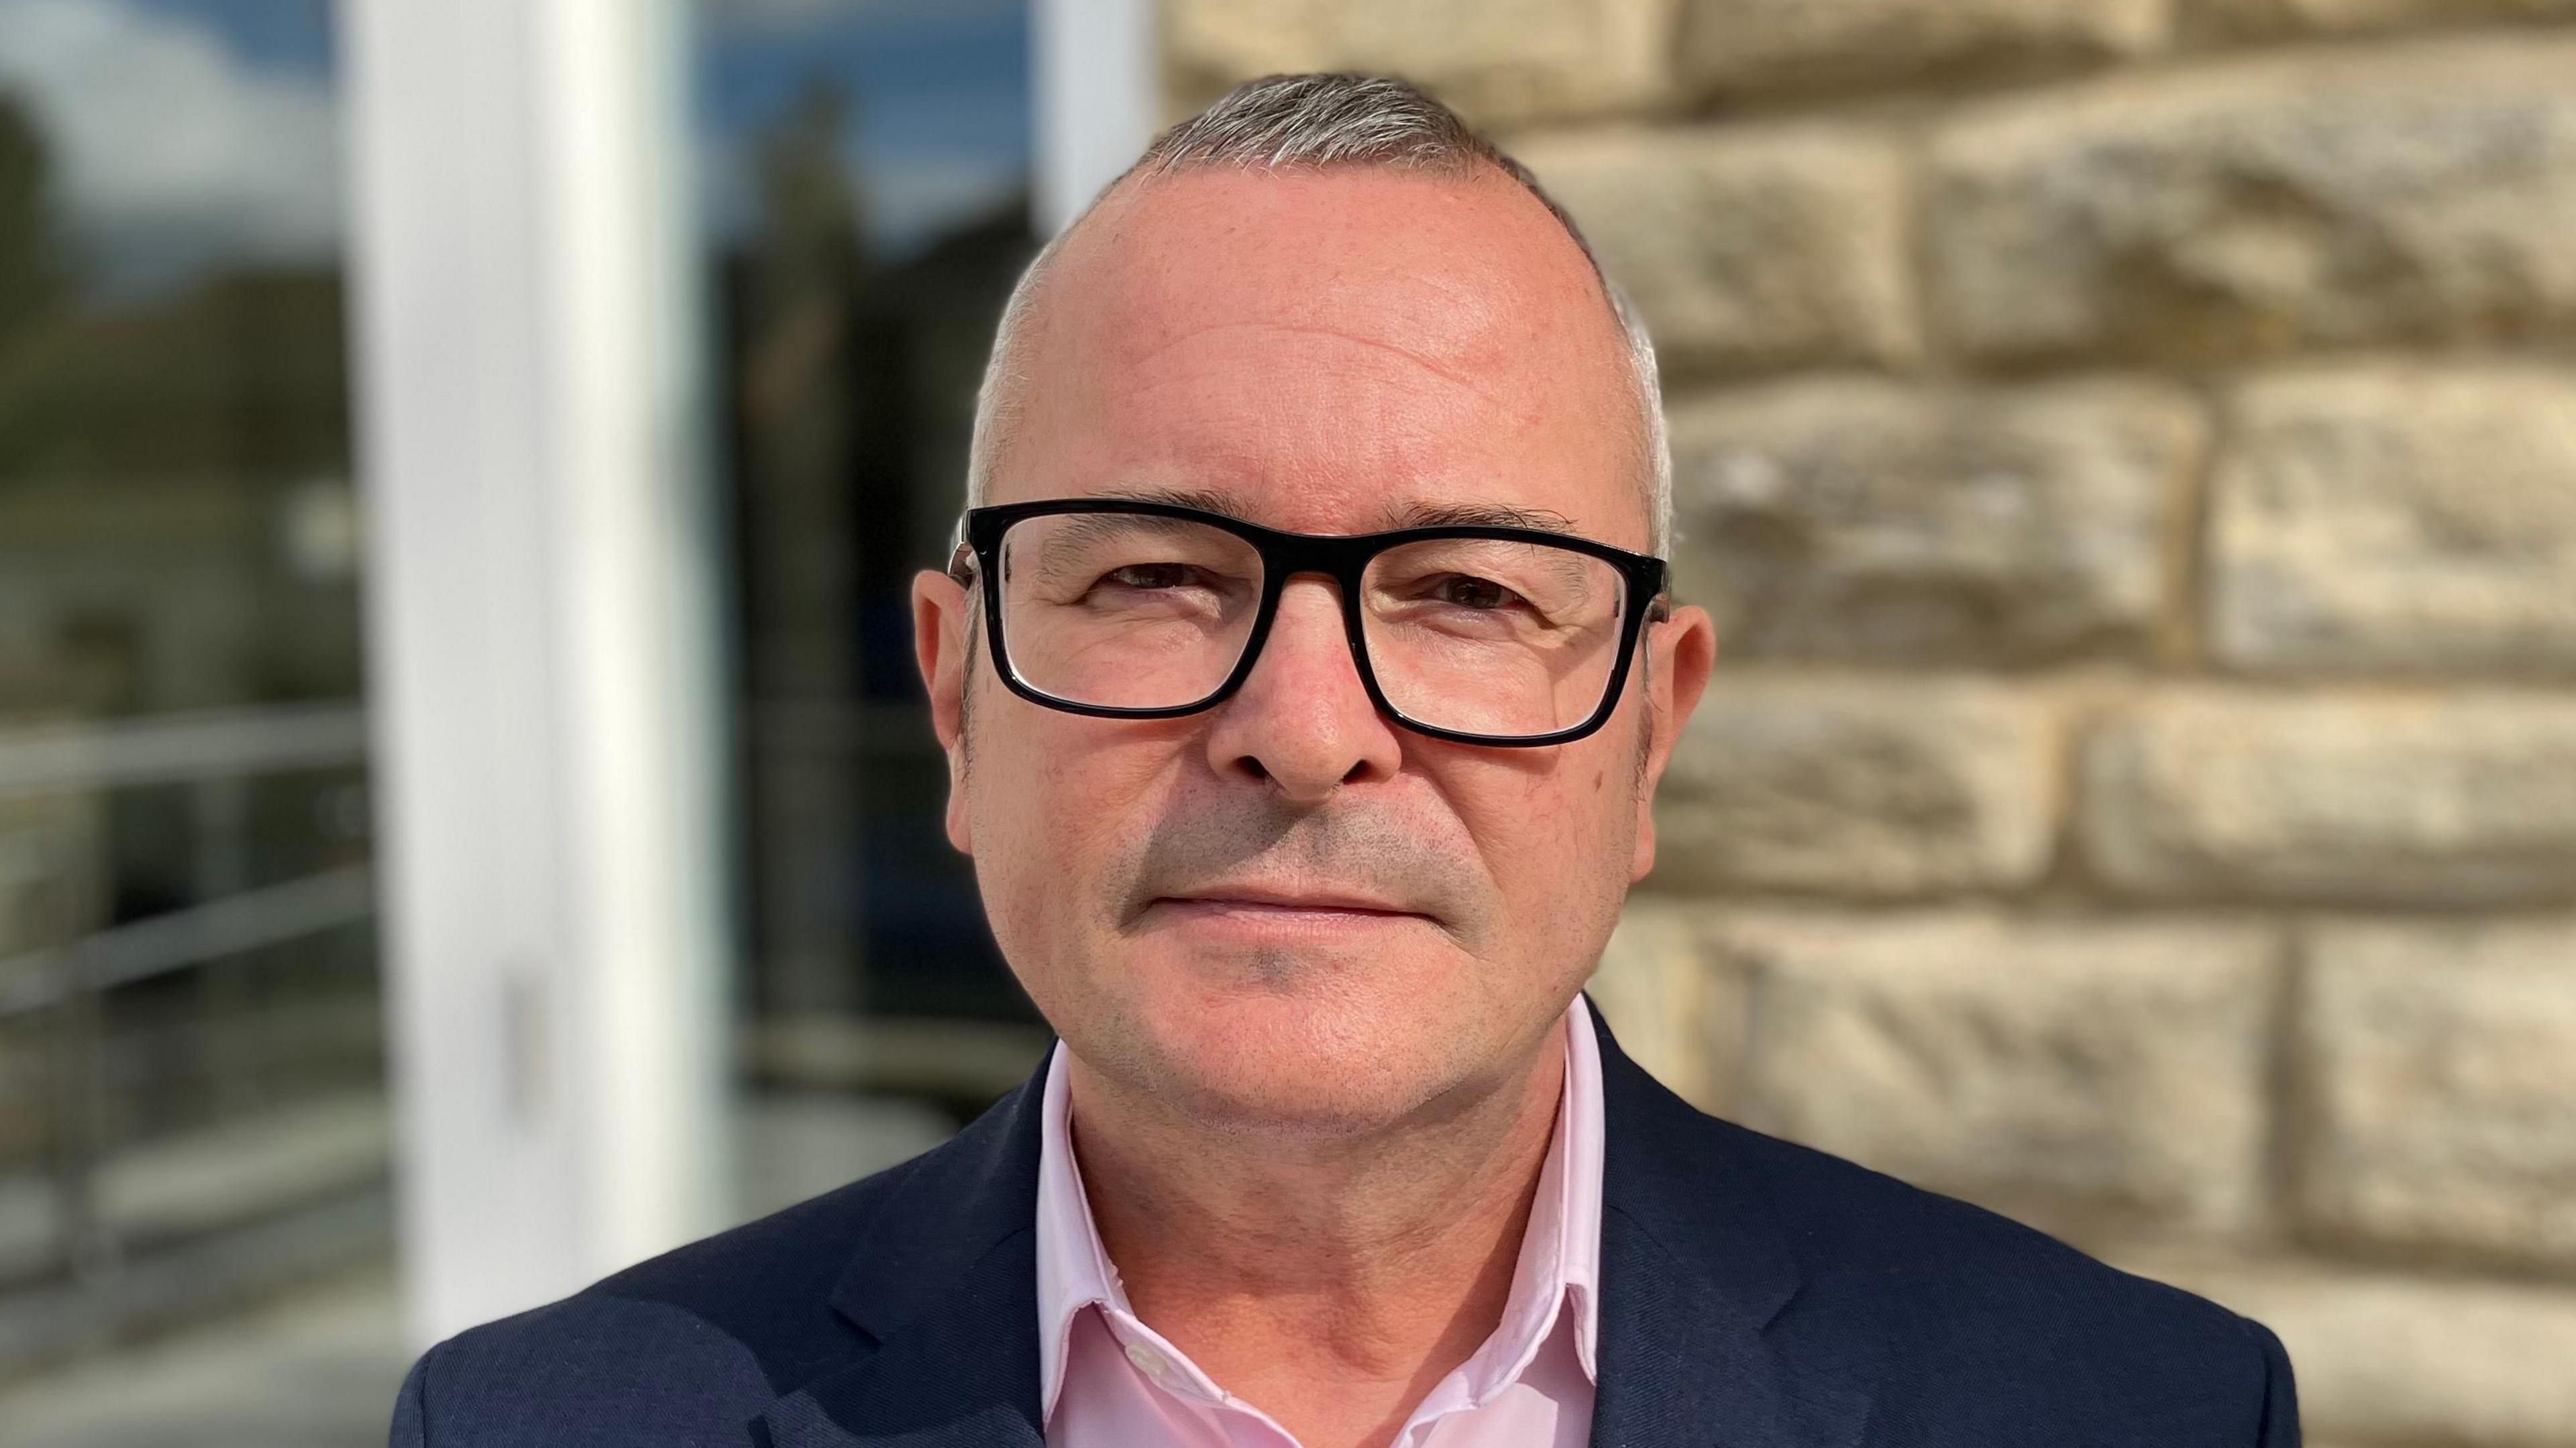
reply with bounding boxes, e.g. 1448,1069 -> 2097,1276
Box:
1587,999 -> 1873,1448
757,1001 -> 1872,1448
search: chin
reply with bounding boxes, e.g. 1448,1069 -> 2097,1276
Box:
1103,942 -> 1494,1136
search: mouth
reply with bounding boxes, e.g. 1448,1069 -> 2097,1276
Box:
1144,889 -> 1434,926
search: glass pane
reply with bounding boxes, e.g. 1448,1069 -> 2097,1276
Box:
695,0 -> 1046,1125
0,0 -> 384,1388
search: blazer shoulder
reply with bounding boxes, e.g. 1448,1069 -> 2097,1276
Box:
1615,1067 -> 2248,1333
397,1291 -> 775,1448
394,1154 -> 931,1445
1615,1080 -> 2293,1441
593,1148 -> 928,1326
1717,1117 -> 2250,1340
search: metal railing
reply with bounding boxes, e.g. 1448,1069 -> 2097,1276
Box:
0,704 -> 369,803
0,703 -> 377,1297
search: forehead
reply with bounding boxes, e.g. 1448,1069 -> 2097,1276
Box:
991,166 -> 1648,551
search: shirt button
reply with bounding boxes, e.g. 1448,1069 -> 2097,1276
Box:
1123,1341 -> 1169,1378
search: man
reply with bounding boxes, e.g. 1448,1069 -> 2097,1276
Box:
392,74 -> 2299,1448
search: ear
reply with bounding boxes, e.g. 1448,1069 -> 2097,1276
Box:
912,567 -> 975,854
1629,602 -> 1717,883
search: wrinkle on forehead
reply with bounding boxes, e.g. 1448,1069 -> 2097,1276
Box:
1123,320 -> 1518,417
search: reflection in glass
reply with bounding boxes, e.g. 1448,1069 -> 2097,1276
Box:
0,0 -> 378,1370
698,0 -> 1045,1103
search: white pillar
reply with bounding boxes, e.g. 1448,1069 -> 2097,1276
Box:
1034,0 -> 1161,234
343,0 -> 733,1347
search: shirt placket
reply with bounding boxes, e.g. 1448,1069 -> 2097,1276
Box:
1108,1315 -> 1303,1448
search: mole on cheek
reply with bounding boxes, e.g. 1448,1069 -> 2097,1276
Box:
1592,769 -> 1605,793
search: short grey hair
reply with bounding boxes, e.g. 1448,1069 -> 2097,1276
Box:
965,73 -> 1673,557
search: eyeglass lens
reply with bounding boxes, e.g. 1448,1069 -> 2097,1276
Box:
991,512 -> 1630,738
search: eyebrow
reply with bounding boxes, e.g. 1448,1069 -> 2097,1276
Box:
1381,500 -> 1581,537
1087,485 -> 1249,518
1081,487 -> 1583,539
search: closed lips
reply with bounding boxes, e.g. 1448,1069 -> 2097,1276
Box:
1161,890 -> 1421,915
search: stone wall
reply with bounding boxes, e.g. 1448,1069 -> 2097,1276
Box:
1167,5 -> 2576,1444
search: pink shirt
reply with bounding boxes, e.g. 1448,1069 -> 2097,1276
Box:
1034,997 -> 1605,1448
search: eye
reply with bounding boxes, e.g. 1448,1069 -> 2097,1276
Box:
1433,574 -> 1523,611
1105,562 -> 1195,590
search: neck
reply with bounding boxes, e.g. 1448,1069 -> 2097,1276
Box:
1065,1022 -> 1568,1448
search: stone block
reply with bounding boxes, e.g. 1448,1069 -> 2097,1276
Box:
2301,917 -> 2576,1268
1161,0 -> 1678,129
2081,691 -> 2576,906
1652,675 -> 2059,897
2129,1251 -> 2576,1447
1667,376 -> 2203,665
2210,365 -> 2576,677
2191,0 -> 2576,39
1680,0 -> 2169,98
1927,36 -> 2576,364
1587,899 -> 1746,1113
1721,909 -> 2278,1231
1515,125 -> 1916,376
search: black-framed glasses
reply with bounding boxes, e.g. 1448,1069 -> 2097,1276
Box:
946,499 -> 1669,747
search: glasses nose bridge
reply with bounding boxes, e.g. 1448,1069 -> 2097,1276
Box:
1261,530 -> 1373,590
1256,567 -> 1364,663
1237,533 -> 1378,695
1254,531 -> 1370,628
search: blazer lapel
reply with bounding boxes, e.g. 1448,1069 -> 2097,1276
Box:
1588,1003 -> 1876,1448
757,1052 -> 1054,1448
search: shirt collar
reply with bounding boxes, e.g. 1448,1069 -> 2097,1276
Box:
1032,1032 -> 1133,1421
1032,994 -> 1607,1423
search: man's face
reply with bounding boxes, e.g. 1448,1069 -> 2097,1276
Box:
914,167 -> 1715,1133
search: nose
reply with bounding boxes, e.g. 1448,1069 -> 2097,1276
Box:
1203,575 -> 1403,804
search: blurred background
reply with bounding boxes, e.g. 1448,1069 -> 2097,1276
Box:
0,1 -> 2570,1445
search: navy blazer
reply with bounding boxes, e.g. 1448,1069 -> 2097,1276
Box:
390,1005 -> 2299,1447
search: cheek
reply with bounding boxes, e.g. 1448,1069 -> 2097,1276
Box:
967,710 -> 1187,958
1458,744 -> 1639,958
